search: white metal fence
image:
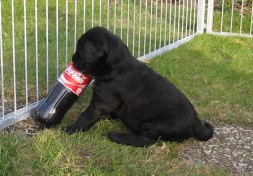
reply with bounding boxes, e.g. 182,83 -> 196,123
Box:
1,0 -> 252,130
207,0 -> 253,37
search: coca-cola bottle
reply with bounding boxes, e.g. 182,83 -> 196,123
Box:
32,62 -> 93,128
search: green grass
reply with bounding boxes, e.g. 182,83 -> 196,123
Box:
1,34 -> 252,175
1,1 -> 253,175
0,127 -> 229,176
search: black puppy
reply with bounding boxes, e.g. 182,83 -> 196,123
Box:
66,27 -> 213,147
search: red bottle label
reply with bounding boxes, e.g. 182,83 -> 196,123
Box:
58,62 -> 92,96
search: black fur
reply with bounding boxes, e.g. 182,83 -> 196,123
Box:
66,27 -> 214,147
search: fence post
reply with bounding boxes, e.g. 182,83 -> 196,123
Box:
206,0 -> 214,33
197,0 -> 205,34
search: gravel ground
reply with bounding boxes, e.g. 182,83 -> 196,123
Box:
179,122 -> 253,174
1,119 -> 253,174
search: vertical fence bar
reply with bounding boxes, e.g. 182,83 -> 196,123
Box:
35,0 -> 39,102
173,0 -> 177,42
154,0 -> 158,50
159,0 -> 163,49
24,0 -> 28,107
149,0 -> 153,53
220,0 -> 225,32
132,0 -> 136,56
56,0 -> 59,77
0,0 -> 4,118
127,0 -> 130,46
181,0 -> 185,38
74,0 -> 77,52
120,0 -> 123,39
207,0 -> 214,33
230,0 -> 234,33
239,0 -> 244,34
177,0 -> 181,40
66,0 -> 69,66
107,0 -> 110,29
138,0 -> 142,57
185,0 -> 189,36
164,0 -> 168,47
113,1 -> 117,34
33,4 -> 38,97
114,0 -> 117,34
189,0 -> 193,35
46,0 -> 49,90
168,0 -> 172,44
144,0 -> 148,54
193,0 -> 197,33
197,0 -> 205,34
12,0 -> 17,112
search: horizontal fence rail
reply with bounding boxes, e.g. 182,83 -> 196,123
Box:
207,0 -> 253,37
0,0 -> 203,130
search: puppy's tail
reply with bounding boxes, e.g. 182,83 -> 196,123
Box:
193,121 -> 214,141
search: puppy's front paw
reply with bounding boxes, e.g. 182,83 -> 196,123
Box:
64,125 -> 81,134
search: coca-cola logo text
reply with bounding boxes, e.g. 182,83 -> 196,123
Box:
65,66 -> 85,84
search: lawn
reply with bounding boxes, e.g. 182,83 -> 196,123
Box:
1,34 -> 252,175
1,0 -> 253,175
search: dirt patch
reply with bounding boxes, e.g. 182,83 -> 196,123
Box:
1,118 -> 40,137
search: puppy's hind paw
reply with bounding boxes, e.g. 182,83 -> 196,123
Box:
107,131 -> 137,146
107,131 -> 157,147
63,125 -> 81,135
107,131 -> 123,143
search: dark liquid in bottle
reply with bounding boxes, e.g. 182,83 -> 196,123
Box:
33,81 -> 79,128
32,61 -> 92,128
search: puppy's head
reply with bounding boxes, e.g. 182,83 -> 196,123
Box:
72,27 -> 116,77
